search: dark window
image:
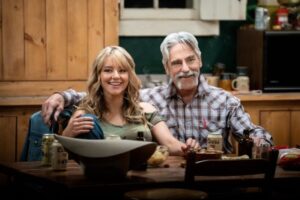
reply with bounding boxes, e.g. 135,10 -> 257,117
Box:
124,0 -> 153,8
159,0 -> 193,8
124,0 -> 193,9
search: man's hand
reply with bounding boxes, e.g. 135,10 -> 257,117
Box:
252,136 -> 269,147
42,93 -> 65,126
181,137 -> 200,155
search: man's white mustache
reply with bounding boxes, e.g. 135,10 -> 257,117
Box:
175,71 -> 199,79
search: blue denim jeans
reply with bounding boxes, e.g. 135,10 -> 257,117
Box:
75,114 -> 104,140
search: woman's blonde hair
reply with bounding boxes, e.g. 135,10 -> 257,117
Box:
77,46 -> 146,124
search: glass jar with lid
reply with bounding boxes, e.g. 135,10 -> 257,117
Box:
219,73 -> 232,91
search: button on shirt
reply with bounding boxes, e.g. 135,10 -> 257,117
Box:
62,75 -> 273,153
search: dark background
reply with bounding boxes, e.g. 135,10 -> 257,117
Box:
120,0 -> 257,74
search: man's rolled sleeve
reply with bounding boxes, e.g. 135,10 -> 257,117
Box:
61,89 -> 86,107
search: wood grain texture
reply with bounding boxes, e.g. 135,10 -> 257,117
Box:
0,0 -> 2,80
24,0 -> 47,80
0,116 -> 16,162
0,0 -> 118,95
104,0 -> 119,46
261,110 -> 290,146
0,80 -> 86,97
243,99 -> 300,148
88,0 -> 104,75
46,0 -> 67,80
2,0 -> 25,80
291,111 -> 300,147
67,0 -> 88,80
0,106 -> 41,161
0,0 -> 117,162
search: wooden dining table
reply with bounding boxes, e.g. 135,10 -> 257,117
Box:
0,156 -> 300,199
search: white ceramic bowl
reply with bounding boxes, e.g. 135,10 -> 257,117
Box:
54,134 -> 157,179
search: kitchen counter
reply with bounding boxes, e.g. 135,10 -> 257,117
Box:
234,92 -> 300,102
1,93 -> 300,106
0,96 -> 47,106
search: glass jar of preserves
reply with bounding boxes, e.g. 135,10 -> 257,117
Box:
41,134 -> 55,166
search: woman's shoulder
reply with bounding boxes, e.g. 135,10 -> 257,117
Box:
139,102 -> 157,113
139,102 -> 163,125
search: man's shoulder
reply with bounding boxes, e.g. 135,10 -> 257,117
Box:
139,102 -> 157,113
140,85 -> 168,97
204,86 -> 240,104
139,85 -> 169,107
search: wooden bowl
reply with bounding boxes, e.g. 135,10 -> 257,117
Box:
194,148 -> 223,161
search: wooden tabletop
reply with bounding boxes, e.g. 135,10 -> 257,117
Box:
0,156 -> 300,197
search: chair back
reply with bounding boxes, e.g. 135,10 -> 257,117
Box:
185,149 -> 279,197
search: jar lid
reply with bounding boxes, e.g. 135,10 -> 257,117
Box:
220,73 -> 231,80
236,66 -> 248,76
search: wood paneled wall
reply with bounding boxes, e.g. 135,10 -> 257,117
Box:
0,0 -> 118,162
0,0 -> 119,97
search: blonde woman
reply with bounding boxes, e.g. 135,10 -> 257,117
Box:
62,46 -> 198,156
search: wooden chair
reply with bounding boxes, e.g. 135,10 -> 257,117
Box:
124,149 -> 278,200
185,149 -> 279,199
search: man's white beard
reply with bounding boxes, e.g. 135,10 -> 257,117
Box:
173,71 -> 199,90
175,78 -> 198,90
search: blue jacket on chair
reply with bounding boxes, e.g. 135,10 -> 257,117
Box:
20,111 -> 51,161
20,109 -> 105,161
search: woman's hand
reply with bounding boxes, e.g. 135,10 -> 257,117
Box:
62,111 -> 94,137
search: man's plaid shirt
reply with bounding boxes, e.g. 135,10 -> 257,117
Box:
62,75 -> 273,153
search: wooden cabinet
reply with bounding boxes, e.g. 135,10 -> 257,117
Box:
0,98 -> 44,162
260,110 -> 290,146
265,110 -> 300,147
238,93 -> 300,147
0,116 -> 17,162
